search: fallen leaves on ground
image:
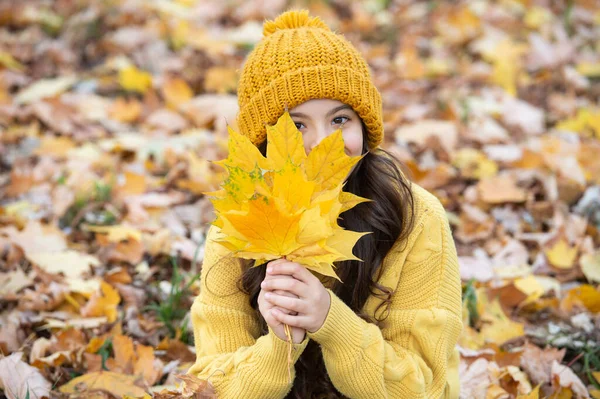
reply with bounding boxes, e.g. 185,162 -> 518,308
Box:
1,0 -> 599,398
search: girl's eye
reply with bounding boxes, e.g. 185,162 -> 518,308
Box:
332,116 -> 349,125
294,122 -> 305,130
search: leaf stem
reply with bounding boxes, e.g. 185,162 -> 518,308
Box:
284,323 -> 292,384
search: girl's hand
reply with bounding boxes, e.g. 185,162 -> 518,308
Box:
261,259 -> 331,333
258,261 -> 306,344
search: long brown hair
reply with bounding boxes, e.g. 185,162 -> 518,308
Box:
236,122 -> 415,398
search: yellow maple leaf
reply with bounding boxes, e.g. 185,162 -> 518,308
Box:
514,275 -> 545,304
119,65 -> 153,94
305,130 -> 362,190
273,161 -> 316,213
452,148 -> 498,180
296,206 -> 332,244
545,238 -> 578,269
339,190 -> 372,213
216,125 -> 270,173
207,111 -> 370,281
517,384 -> 540,399
478,288 -> 525,345
556,108 -> 600,139
524,6 -> 552,29
221,194 -> 304,256
59,371 -> 146,397
595,371 -> 600,384
560,284 -> 600,313
80,281 -> 121,323
0,50 -> 25,71
266,111 -> 307,170
485,39 -> 528,97
576,62 -> 600,78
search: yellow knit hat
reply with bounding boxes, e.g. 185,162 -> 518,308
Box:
236,9 -> 384,149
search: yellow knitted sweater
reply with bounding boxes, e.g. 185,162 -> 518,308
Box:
187,183 -> 463,398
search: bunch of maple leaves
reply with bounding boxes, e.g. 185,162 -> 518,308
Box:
208,111 -> 368,280
0,0 -> 600,399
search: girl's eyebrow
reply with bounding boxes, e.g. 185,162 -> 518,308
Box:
289,111 -> 309,118
326,104 -> 352,117
289,104 -> 352,119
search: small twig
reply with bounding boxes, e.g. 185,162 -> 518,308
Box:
564,352 -> 584,369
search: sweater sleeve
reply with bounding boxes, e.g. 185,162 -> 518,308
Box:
306,199 -> 463,399
187,225 -> 309,399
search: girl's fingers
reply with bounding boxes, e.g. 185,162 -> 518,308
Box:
266,261 -> 316,284
266,258 -> 287,269
264,293 -> 305,314
272,305 -> 298,316
273,289 -> 297,298
271,308 -> 307,328
261,276 -> 308,298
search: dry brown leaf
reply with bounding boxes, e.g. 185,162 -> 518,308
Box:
162,77 -> 194,108
395,119 -> 458,154
34,135 -> 77,157
85,224 -> 142,243
116,171 -> 147,196
2,220 -> 67,255
96,233 -> 145,264
0,352 -> 52,399
478,175 -> 527,204
107,334 -> 135,374
550,360 -> 590,398
459,358 -> 493,399
14,76 -> 77,104
580,251 -> 600,283
28,250 -> 100,280
134,343 -> 163,386
157,337 -> 196,362
145,108 -> 189,132
109,97 -> 143,123
177,373 -> 217,397
0,267 -> 33,296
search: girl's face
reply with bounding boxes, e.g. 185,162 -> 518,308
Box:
289,99 -> 364,157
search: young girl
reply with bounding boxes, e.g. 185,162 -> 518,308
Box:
187,9 -> 462,399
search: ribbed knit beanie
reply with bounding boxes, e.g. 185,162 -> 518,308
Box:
236,9 -> 384,149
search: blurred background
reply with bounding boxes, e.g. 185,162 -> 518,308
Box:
0,0 -> 599,398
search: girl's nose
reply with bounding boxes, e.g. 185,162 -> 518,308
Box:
308,125 -> 328,151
